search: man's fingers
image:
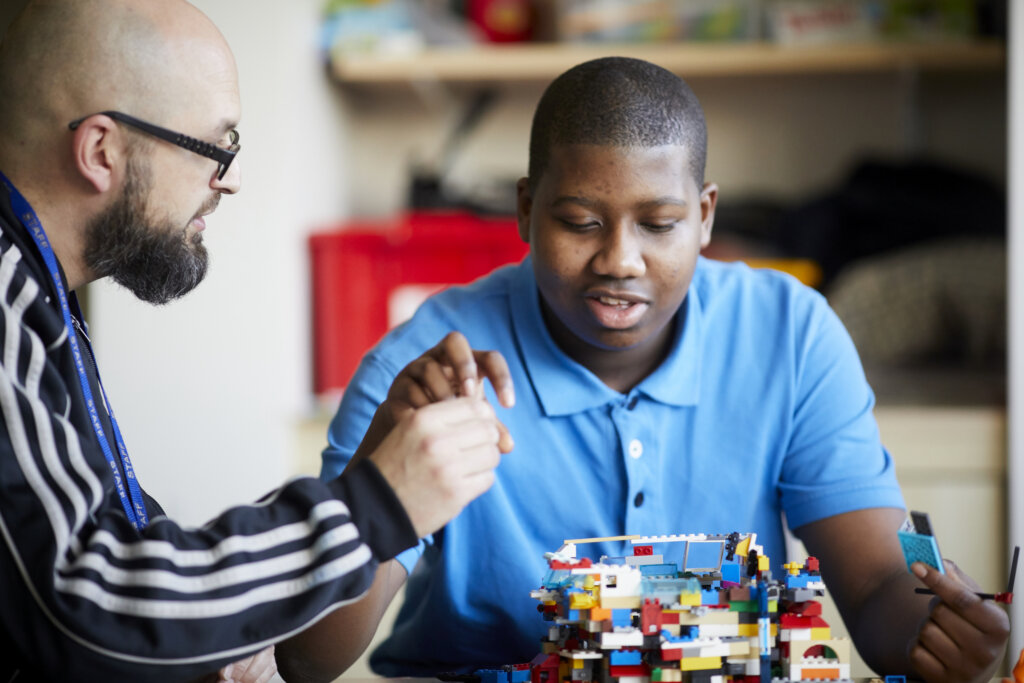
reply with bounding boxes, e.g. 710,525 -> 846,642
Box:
474,349 -> 515,407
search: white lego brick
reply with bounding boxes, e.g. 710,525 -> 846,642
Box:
697,623 -> 741,637
599,631 -> 644,648
625,554 -> 666,566
782,627 -> 811,642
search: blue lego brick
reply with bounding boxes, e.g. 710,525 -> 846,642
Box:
701,589 -> 721,605
541,569 -> 574,588
898,531 -> 945,574
567,609 -> 580,621
885,676 -> 907,683
610,650 -> 642,665
611,609 -> 633,627
477,670 -> 507,683
509,668 -> 531,683
720,563 -> 741,584
661,626 -> 696,643
785,574 -> 813,588
639,563 -> 678,577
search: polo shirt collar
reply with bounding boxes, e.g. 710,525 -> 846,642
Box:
510,256 -> 702,417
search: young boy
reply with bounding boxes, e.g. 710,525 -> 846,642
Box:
277,57 -> 1008,682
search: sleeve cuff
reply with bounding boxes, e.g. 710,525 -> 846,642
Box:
328,458 -> 419,562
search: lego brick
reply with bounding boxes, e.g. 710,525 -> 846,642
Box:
570,593 -> 597,610
600,596 -> 642,609
785,601 -> 822,616
611,609 -> 633,628
610,650 -> 642,666
736,623 -> 776,637
617,676 -> 648,683
787,636 -> 851,661
697,624 -> 740,638
679,656 -> 724,671
609,665 -> 647,677
810,627 -> 831,640
652,668 -> 682,682
677,610 -> 739,626
589,607 -> 611,621
626,554 -> 666,567
781,627 -> 811,642
720,563 -> 741,584
634,545 -> 654,556
599,631 -> 644,648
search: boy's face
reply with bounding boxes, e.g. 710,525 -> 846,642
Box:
517,143 -> 716,365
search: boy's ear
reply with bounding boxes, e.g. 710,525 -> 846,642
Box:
699,182 -> 718,249
70,115 -> 120,194
515,177 -> 532,243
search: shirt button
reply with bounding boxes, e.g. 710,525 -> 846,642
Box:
628,439 -> 643,459
634,491 -> 645,507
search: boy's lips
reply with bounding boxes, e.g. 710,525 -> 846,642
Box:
584,291 -> 649,329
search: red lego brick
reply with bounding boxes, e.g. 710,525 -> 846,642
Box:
634,545 -> 654,556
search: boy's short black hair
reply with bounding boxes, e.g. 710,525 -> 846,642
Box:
527,56 -> 707,190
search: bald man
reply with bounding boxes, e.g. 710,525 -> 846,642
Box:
0,1 -> 508,681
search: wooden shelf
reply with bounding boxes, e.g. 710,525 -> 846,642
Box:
331,39 -> 1005,85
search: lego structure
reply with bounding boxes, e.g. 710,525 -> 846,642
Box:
525,533 -> 851,683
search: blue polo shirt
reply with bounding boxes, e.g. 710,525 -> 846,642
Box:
322,255 -> 904,674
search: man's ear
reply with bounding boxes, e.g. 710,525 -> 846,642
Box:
69,115 -> 119,194
515,177 -> 531,244
699,182 -> 718,249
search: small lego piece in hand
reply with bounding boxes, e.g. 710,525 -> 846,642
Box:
897,510 -> 945,574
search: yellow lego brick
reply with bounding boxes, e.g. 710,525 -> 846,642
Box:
677,592 -> 702,606
737,623 -> 777,637
680,656 -> 723,671
758,555 -> 770,571
810,627 -> 831,640
569,593 -> 596,610
572,659 -> 584,669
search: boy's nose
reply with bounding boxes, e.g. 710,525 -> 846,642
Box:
592,222 -> 645,279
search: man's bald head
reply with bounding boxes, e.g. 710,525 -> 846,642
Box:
0,0 -> 236,160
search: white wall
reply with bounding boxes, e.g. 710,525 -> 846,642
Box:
90,0 -> 349,525
1009,0 -> 1023,662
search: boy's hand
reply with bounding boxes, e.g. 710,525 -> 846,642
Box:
358,332 -> 515,462
389,330 -> 515,410
369,397 -> 503,538
909,560 -> 1010,683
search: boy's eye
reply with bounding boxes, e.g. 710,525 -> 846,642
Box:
641,221 -> 679,232
559,218 -> 599,230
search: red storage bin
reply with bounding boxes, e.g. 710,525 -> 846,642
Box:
310,211 -> 529,395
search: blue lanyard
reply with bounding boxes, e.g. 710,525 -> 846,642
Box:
1,172 -> 148,530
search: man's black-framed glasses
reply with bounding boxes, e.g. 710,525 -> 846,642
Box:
68,111 -> 240,180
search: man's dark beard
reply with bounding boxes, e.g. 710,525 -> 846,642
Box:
83,156 -> 209,305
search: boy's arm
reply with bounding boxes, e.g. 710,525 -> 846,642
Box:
796,507 -> 1009,682
275,559 -> 408,683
